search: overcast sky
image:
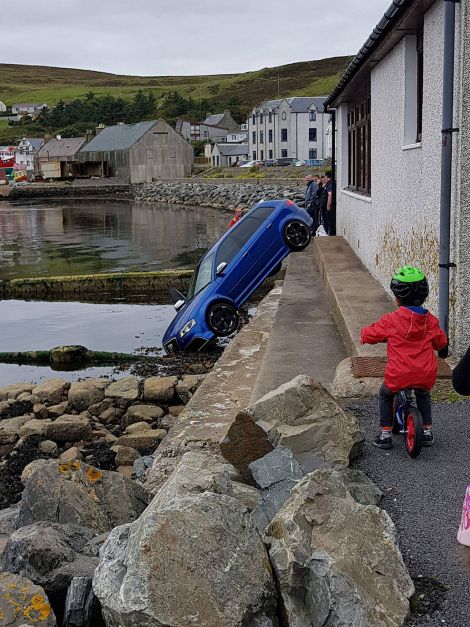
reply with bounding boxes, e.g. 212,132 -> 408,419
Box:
1,0 -> 387,76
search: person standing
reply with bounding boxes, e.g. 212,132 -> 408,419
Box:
453,345 -> 470,395
320,170 -> 334,235
304,175 -> 319,231
228,207 -> 243,229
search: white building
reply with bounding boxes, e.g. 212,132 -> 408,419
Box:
0,101 -> 6,113
11,103 -> 48,116
248,97 -> 330,162
224,127 -> 248,144
210,143 -> 249,167
326,0 -> 470,354
15,138 -> 44,171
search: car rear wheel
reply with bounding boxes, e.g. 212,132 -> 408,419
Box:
283,220 -> 311,251
206,302 -> 239,337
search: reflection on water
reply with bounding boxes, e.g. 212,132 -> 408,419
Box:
0,299 -> 176,385
0,200 -> 230,279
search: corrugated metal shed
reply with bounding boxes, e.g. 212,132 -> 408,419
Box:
80,121 -> 157,152
38,137 -> 86,158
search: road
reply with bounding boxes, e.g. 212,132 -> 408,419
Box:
350,398 -> 470,626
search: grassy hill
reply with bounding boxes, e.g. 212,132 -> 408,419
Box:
0,56 -> 350,112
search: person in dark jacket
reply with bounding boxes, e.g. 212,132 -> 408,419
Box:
453,346 -> 470,395
320,170 -> 334,235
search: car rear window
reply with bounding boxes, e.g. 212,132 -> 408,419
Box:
250,205 -> 276,222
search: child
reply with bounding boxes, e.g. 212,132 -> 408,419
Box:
228,207 -> 243,229
360,266 -> 448,450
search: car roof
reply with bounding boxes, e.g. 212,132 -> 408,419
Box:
199,200 -> 288,264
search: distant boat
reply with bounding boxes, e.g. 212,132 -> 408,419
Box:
0,147 -> 15,168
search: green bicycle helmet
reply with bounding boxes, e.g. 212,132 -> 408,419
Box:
390,265 -> 429,305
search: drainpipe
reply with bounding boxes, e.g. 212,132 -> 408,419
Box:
438,0 -> 458,337
325,108 -> 337,236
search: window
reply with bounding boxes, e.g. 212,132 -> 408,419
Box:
268,129 -> 273,143
203,131 -> 208,138
309,128 -> 317,142
230,218 -> 262,247
253,151 -> 257,160
186,254 -> 214,300
250,205 -> 276,221
281,128 -> 288,142
260,113 -> 264,123
215,234 -> 243,267
252,131 -> 256,144
269,149 -> 273,159
309,110 -> 316,121
252,114 -> 256,124
269,112 -> 272,123
216,155 -> 220,166
309,149 -> 317,159
281,149 -> 288,158
348,96 -> 371,194
260,150 -> 264,160
416,31 -> 423,142
260,131 -> 264,144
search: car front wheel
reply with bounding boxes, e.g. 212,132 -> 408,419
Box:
283,220 -> 311,251
206,302 -> 239,337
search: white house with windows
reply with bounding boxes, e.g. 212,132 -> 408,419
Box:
248,97 -> 330,162
224,128 -> 248,144
175,119 -> 228,142
210,143 -> 249,167
0,101 -> 6,113
15,138 -> 44,171
11,103 -> 48,116
326,0 -> 470,354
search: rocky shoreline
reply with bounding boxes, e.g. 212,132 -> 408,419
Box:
135,179 -> 306,210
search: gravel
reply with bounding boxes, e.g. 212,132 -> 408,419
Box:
349,399 -> 470,627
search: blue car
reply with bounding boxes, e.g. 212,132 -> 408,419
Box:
162,199 -> 313,353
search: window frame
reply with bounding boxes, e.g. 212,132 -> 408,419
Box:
281,128 -> 288,142
347,94 -> 371,195
416,30 -> 424,143
308,128 -> 317,142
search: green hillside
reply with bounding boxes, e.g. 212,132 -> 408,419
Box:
0,56 -> 350,112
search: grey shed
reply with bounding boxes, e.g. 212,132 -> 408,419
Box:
77,119 -> 194,183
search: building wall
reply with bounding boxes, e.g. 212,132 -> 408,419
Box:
336,1 -> 452,332
454,0 -> 470,353
248,100 -> 329,161
129,120 -> 193,182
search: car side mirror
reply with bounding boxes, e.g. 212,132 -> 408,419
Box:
216,262 -> 227,276
174,299 -> 185,311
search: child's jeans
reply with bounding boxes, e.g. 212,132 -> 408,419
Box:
379,383 -> 432,428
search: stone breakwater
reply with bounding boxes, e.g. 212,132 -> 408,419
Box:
134,179 -> 306,210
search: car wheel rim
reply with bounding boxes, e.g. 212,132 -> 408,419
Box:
210,306 -> 237,334
286,222 -> 309,247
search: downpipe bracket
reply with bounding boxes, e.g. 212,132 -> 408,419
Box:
442,127 -> 460,133
439,263 -> 457,269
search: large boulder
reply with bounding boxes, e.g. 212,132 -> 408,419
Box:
3,522 -> 98,593
143,376 -> 177,404
175,374 -> 205,403
94,491 -> 277,627
44,415 -> 92,443
0,383 -> 34,402
105,378 -> 140,406
245,375 -> 364,471
32,379 -> 70,405
332,358 -> 382,398
249,446 -> 304,533
115,429 -> 166,453
266,468 -> 413,627
0,504 -> 19,568
0,572 -> 56,626
0,415 -> 34,444
17,460 -> 149,533
68,379 -> 110,412
121,404 -> 164,429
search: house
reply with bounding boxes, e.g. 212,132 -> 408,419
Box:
36,137 -> 86,179
77,120 -> 193,183
176,119 -> 228,142
0,101 -> 6,113
11,103 -> 47,116
15,138 -> 44,171
210,143 -> 249,167
204,110 -> 239,132
224,128 -> 248,144
248,97 -> 330,162
325,0 -> 470,354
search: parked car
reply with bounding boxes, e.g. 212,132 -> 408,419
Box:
276,157 -> 297,166
239,160 -> 264,168
162,200 -> 313,353
295,160 -> 306,167
265,159 -> 278,167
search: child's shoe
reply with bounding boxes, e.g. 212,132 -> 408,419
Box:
373,431 -> 393,450
423,428 -> 434,447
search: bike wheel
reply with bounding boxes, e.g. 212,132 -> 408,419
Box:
404,407 -> 423,458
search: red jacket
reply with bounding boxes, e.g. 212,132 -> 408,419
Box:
360,307 -> 447,392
